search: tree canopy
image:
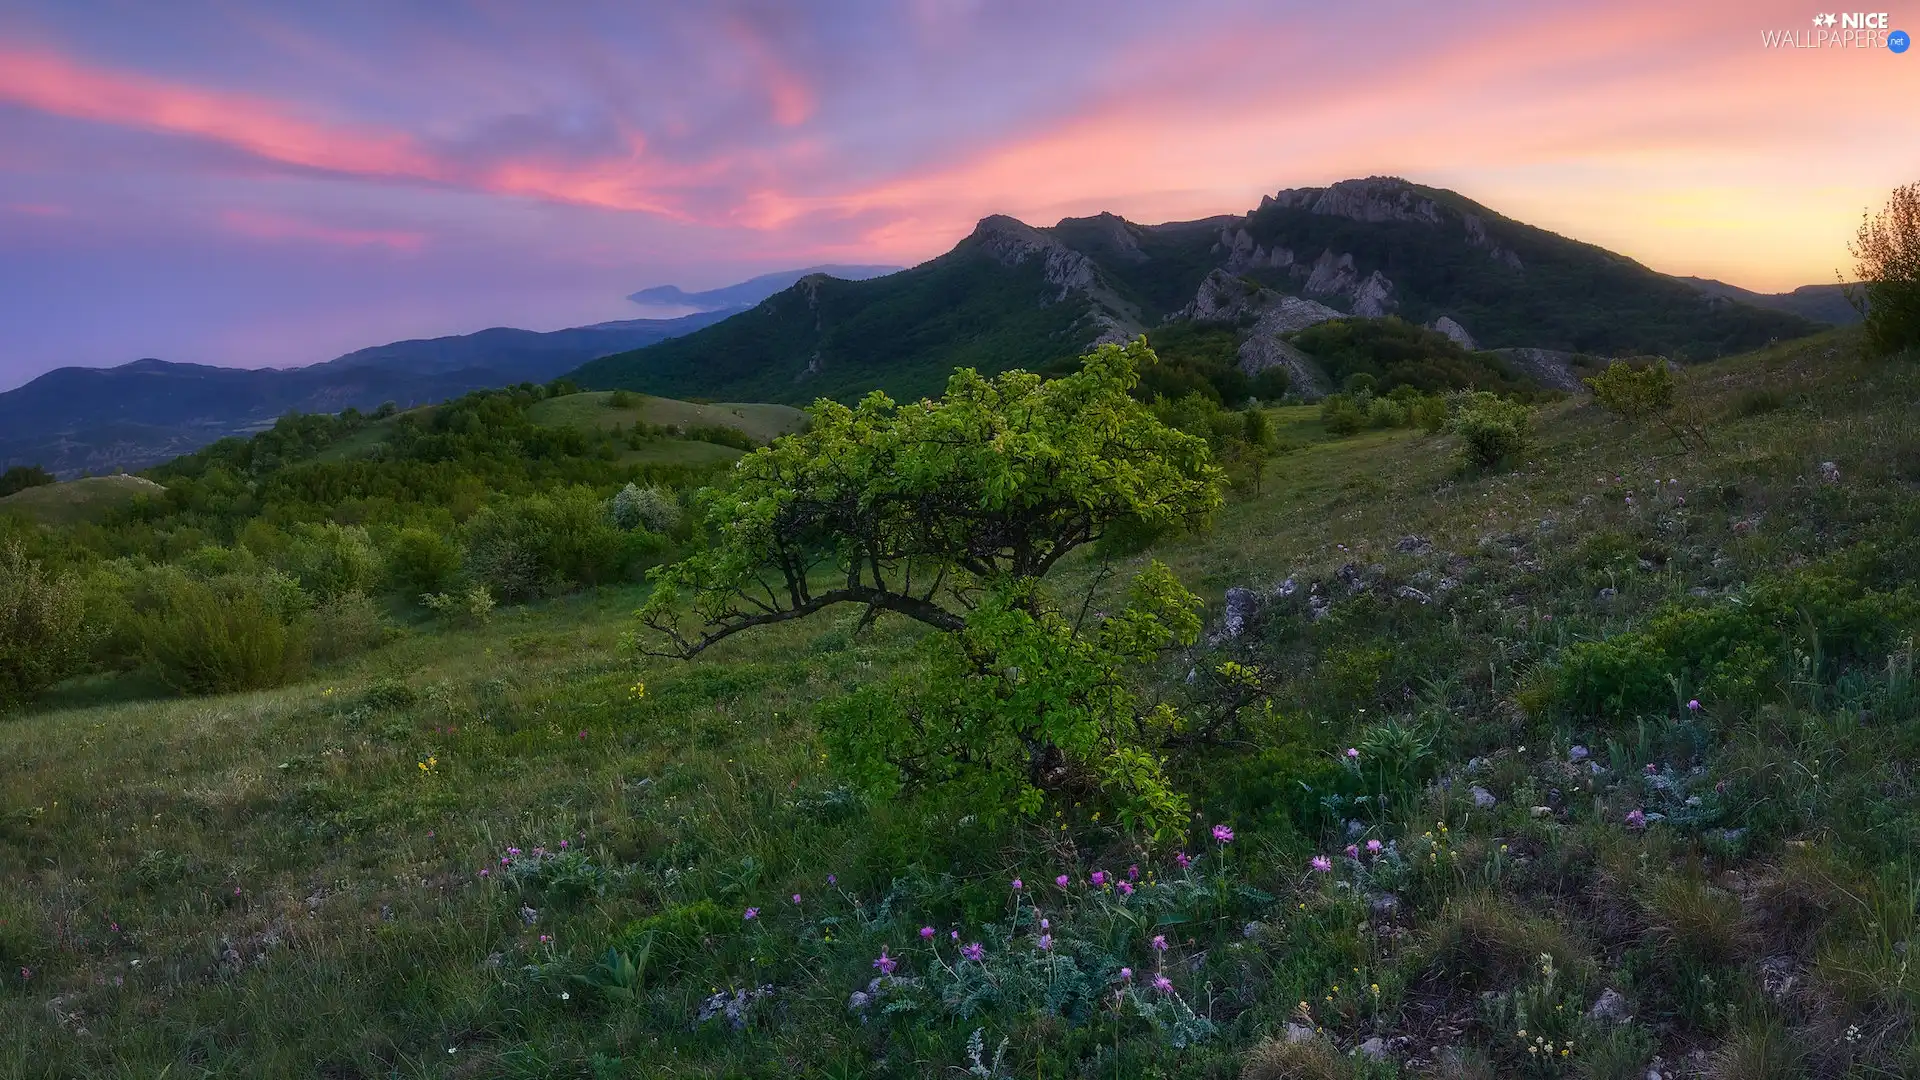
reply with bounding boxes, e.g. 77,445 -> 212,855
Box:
638,338 -> 1225,658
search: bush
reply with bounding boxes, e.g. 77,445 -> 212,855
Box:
1321,395 -> 1366,436
609,483 -> 682,535
1366,396 -> 1408,428
422,584 -> 495,624
385,527 -> 462,597
0,465 -> 55,498
1584,358 -> 1676,419
607,389 -> 639,408
1449,392 -> 1532,469
1249,366 -> 1290,401
307,592 -> 394,664
1410,395 -> 1449,433
136,572 -> 308,694
464,487 -> 644,602
279,522 -> 380,601
0,541 -> 92,710
1847,182 -> 1920,355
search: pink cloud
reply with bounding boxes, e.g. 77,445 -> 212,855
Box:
723,16 -> 817,127
220,209 -> 426,252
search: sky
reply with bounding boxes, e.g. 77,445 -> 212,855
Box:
1,0 -> 1915,390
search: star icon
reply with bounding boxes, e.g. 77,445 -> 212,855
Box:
1825,13 -> 1839,26
1813,12 -> 1825,25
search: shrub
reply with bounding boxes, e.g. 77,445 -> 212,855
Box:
1249,366 -> 1290,401
1366,396 -> 1408,428
385,527 -> 461,597
422,584 -> 495,624
1322,396 -> 1366,436
136,572 -> 308,694
607,388 -> 639,408
306,592 -> 394,664
279,522 -> 380,601
1449,392 -> 1532,469
464,487 -> 640,602
1584,358 -> 1676,419
0,465 -> 55,498
1847,181 -> 1920,355
1410,394 -> 1449,433
609,483 -> 681,535
0,541 -> 92,710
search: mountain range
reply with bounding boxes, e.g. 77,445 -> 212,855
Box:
0,267 -> 898,477
573,177 -> 1825,405
2,177 -> 1837,478
627,265 -> 901,312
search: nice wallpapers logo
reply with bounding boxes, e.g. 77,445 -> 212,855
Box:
1762,12 -> 1910,50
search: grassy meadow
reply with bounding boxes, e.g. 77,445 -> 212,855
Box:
3,330 -> 1920,1078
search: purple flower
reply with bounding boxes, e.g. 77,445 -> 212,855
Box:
873,947 -> 897,975
1174,851 -> 1191,869
920,926 -> 936,940
507,847 -> 521,857
743,907 -> 759,921
558,839 -> 567,848
479,868 -> 489,877
1626,809 -> 1647,830
1117,881 -> 1134,897
827,874 -> 837,885
951,930 -> 959,941
1151,934 -> 1168,952
1127,864 -> 1140,880
1366,839 -> 1382,855
1056,874 -> 1070,888
1345,844 -> 1360,859
1010,878 -> 1023,891
1119,966 -> 1133,981
1040,918 -> 1049,930
961,942 -> 985,962
1211,824 -> 1234,844
1310,855 -> 1332,873
1037,934 -> 1053,951
1345,747 -> 1360,760
1687,699 -> 1701,712
1645,763 -> 1658,775
792,894 -> 803,905
1152,974 -> 1173,994
1090,870 -> 1107,887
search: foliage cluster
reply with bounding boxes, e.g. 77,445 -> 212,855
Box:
1291,316 -> 1537,397
1848,181 -> 1920,355
0,541 -> 90,711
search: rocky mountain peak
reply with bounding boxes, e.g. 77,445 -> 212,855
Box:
1264,176 -> 1441,225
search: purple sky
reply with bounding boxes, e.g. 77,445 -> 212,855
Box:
1,0 -> 1915,390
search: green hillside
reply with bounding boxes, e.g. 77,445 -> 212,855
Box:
6,327 -> 1920,1076
0,474 -> 165,526
526,392 -> 807,443
571,178 -> 1819,406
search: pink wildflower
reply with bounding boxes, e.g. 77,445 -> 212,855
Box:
1128,864 -> 1140,880
1174,851 -> 1191,869
1626,809 -> 1647,830
1366,839 -> 1383,855
743,907 -> 759,921
1687,699 -> 1702,712
1152,974 -> 1173,993
920,926 -> 936,940
1310,855 -> 1333,873
1090,870 -> 1107,887
1151,934 -> 1168,952
1056,874 -> 1070,888
1211,824 -> 1234,844
1117,881 -> 1134,897
873,947 -> 897,975
962,942 -> 985,962
1345,747 -> 1360,760
1037,934 -> 1052,951
1119,966 -> 1133,981
1010,878 -> 1022,891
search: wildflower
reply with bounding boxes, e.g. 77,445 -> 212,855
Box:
1117,881 -> 1134,897
540,934 -> 552,943
1645,763 -> 1658,775
920,926 -> 936,940
873,947 -> 897,975
560,991 -> 570,1001
827,874 -> 837,885
1090,870 -> 1106,887
1151,934 -> 1168,952
1366,839 -> 1382,855
1036,934 -> 1052,951
479,868 -> 490,877
961,942 -> 985,962
1345,747 -> 1360,760
1687,699 -> 1701,712
508,847 -> 521,856
1174,851 -> 1191,869
577,730 -> 588,740
1345,844 -> 1359,859
1010,878 -> 1022,891
19,968 -> 28,979
558,840 -> 567,848
1128,864 -> 1140,880
1056,874 -> 1070,888
950,930 -> 959,941
792,894 -> 803,905
743,907 -> 759,921
1119,967 -> 1133,980
1040,918 -> 1049,930
1152,974 -> 1173,993
1625,809 -> 1647,830
1211,824 -> 1234,844
1310,855 -> 1332,873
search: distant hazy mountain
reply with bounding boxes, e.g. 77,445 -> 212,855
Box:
0,309 -> 735,477
1673,276 -> 1862,326
627,265 -> 902,311
574,177 -> 1821,405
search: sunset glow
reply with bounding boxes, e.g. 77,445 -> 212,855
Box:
1,0 -> 1913,384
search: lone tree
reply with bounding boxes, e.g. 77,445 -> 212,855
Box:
1847,182 -> 1920,355
639,339 -> 1226,835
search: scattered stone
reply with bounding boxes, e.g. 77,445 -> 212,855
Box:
1819,461 -> 1841,483
1569,745 -> 1590,762
1597,587 -> 1617,602
1394,585 -> 1432,604
1589,988 -> 1632,1024
1272,577 -> 1299,599
1347,819 -> 1368,838
1369,893 -> 1401,917
1221,587 -> 1257,639
519,905 -> 539,926
1530,806 -> 1553,818
1470,786 -> 1497,809
1358,1037 -> 1388,1061
1285,1022 -> 1316,1044
379,905 -> 394,922
1395,535 -> 1432,554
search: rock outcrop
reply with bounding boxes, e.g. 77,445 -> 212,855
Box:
967,215 -> 1143,344
1302,250 -> 1397,316
1429,316 -> 1478,351
1175,269 -> 1339,397
1489,347 -> 1585,391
